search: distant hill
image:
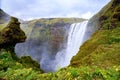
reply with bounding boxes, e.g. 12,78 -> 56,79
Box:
21,18 -> 86,37
0,9 -> 10,31
0,9 -> 10,23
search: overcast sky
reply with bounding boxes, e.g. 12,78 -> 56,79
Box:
1,0 -> 110,20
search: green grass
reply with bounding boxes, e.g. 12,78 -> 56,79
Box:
0,33 -> 120,79
0,23 -> 8,31
0,0 -> 120,79
71,27 -> 120,68
0,50 -> 43,80
0,48 -> 119,80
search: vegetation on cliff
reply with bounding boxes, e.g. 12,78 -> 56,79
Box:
0,51 -> 120,80
0,50 -> 120,79
0,50 -> 43,80
0,17 -> 43,80
71,0 -> 120,72
88,0 -> 120,30
0,17 -> 26,51
71,27 -> 120,67
0,0 -> 120,79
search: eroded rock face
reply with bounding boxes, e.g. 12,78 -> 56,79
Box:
0,17 -> 26,49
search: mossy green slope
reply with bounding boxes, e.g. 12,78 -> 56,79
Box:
0,50 -> 43,80
0,9 -> 10,31
71,0 -> 120,68
88,0 -> 120,30
71,28 -> 120,67
0,50 -> 119,80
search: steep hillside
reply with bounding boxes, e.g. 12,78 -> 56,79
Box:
0,9 -> 10,23
71,28 -> 120,67
88,0 -> 120,30
71,0 -> 120,68
0,9 -> 10,31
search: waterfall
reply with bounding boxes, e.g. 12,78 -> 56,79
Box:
40,21 -> 88,72
66,21 -> 88,62
63,21 -> 88,66
15,21 -> 88,72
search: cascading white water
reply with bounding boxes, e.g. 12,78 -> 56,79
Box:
55,21 -> 88,67
40,21 -> 88,72
66,21 -> 88,62
15,21 -> 89,72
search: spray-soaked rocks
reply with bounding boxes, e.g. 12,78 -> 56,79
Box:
0,17 -> 26,49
